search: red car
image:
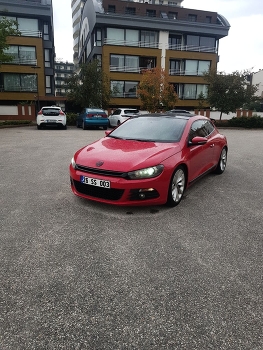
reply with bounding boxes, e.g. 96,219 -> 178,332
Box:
69,113 -> 227,207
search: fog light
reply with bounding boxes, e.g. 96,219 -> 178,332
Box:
139,193 -> 146,199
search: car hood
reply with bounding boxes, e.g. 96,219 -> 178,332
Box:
75,137 -> 181,171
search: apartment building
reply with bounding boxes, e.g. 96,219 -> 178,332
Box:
54,60 -> 74,110
77,0 -> 230,110
71,0 -> 86,64
0,0 -> 56,119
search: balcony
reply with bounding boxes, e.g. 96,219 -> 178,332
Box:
5,53 -> 37,66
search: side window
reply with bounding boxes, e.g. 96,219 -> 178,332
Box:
189,120 -> 208,140
204,120 -> 214,135
113,109 -> 121,115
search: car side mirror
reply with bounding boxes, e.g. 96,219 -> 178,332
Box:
189,136 -> 208,145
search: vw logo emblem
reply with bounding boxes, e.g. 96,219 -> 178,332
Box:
96,161 -> 104,167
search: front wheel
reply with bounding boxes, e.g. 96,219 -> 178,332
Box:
214,147 -> 227,174
166,166 -> 186,207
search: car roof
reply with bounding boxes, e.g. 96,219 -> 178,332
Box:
129,112 -> 198,120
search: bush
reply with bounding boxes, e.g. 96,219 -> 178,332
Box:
228,116 -> 263,128
0,120 -> 33,126
66,112 -> 78,126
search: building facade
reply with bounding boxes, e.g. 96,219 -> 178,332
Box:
0,0 -> 57,119
54,60 -> 74,110
77,0 -> 230,110
71,0 -> 86,64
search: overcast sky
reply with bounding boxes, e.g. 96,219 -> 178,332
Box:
52,0 -> 263,73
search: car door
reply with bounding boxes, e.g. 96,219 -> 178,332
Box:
187,119 -> 215,182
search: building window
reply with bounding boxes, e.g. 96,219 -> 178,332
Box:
43,22 -> 49,40
188,14 -> 197,22
140,31 -> 158,48
169,35 -> 182,49
183,84 -> 208,99
17,17 -> 39,36
107,28 -> 139,46
146,9 -> 156,17
3,73 -> 36,92
111,80 -> 139,98
4,45 -> 36,65
108,5 -> 115,13
206,16 -> 212,23
125,7 -> 136,15
46,76 -> 51,94
170,59 -> 182,75
44,49 -> 51,67
93,54 -> 102,66
168,12 -> 177,19
94,28 -> 101,46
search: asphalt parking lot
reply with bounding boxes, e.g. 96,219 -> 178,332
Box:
0,126 -> 262,349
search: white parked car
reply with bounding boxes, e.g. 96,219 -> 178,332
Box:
37,106 -> 67,130
108,108 -> 140,127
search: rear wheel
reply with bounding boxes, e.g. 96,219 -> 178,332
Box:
103,125 -> 107,130
82,121 -> 87,130
37,125 -> 41,130
214,147 -> 227,174
166,166 -> 186,207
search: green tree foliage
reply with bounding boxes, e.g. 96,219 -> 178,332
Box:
203,69 -> 258,120
0,17 -> 20,65
137,67 -> 177,112
197,91 -> 207,109
65,60 -> 111,109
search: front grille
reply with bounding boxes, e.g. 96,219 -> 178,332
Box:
73,180 -> 124,200
76,164 -> 128,178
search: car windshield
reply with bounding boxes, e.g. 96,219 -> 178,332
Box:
42,108 -> 60,116
108,115 -> 187,142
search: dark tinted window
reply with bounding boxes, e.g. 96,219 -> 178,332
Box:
108,116 -> 187,142
203,120 -> 214,135
41,108 -> 60,116
124,109 -> 139,114
189,120 -> 212,140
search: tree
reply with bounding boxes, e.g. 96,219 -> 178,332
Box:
197,91 -> 207,110
203,69 -> 258,120
137,67 -> 177,112
65,60 -> 111,109
0,17 -> 20,65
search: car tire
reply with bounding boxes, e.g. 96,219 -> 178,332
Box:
166,166 -> 186,207
76,121 -> 79,128
82,121 -> 87,130
103,125 -> 107,130
37,125 -> 41,130
64,125 -> 67,130
214,147 -> 227,174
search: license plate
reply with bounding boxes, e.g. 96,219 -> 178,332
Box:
46,120 -> 55,123
80,176 -> 110,188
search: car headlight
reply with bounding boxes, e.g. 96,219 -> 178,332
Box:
71,157 -> 76,169
128,165 -> 164,179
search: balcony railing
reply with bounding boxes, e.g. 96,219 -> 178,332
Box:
6,54 -> 37,66
19,30 -> 42,38
104,39 -> 216,53
168,44 -> 217,53
3,86 -> 37,92
110,65 -> 156,73
169,69 -> 208,76
104,38 -> 159,48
